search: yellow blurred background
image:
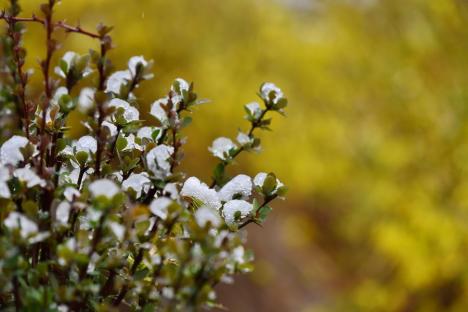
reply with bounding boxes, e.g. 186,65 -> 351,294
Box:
8,0 -> 468,310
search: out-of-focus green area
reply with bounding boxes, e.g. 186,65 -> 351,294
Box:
9,0 -> 468,310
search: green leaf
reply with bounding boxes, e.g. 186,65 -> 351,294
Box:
151,128 -> 161,141
213,163 -> 225,185
135,219 -> 150,236
59,59 -> 68,75
134,268 -> 149,280
76,55 -> 90,72
275,98 -> 288,110
23,200 -> 38,217
234,210 -> 242,221
75,151 -> 89,167
56,138 -> 68,154
276,185 -> 288,197
172,79 -> 182,94
116,135 -> 128,151
89,49 -> 100,63
256,205 -> 272,224
59,94 -> 75,113
252,198 -> 260,213
262,173 -> 277,195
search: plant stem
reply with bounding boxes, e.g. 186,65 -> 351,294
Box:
13,275 -> 21,310
77,166 -> 88,189
5,17 -> 30,139
38,1 -> 56,175
0,12 -> 101,39
94,36 -> 111,177
238,195 -> 277,229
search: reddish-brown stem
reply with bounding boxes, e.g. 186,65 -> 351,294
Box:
0,11 -> 102,177
55,20 -> 100,38
13,275 -> 21,310
38,2 -> 56,177
5,16 -> 30,139
238,195 -> 277,229
94,39 -> 109,177
248,107 -> 269,136
170,126 -> 179,173
0,12 -> 101,39
169,98 -> 189,172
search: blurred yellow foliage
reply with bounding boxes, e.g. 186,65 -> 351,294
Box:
7,0 -> 468,310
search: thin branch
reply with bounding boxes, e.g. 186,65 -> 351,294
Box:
94,36 -> 111,177
38,2 -> 56,175
238,195 -> 277,229
5,15 -> 31,139
0,12 -> 101,39
55,20 -> 100,39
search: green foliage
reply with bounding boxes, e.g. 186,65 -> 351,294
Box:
0,0 -> 287,310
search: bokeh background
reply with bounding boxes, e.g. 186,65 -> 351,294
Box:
7,0 -> 468,311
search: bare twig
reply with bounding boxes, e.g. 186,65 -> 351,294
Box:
4,14 -> 31,139
0,12 -> 101,39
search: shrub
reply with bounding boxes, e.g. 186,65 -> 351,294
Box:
0,0 -> 287,310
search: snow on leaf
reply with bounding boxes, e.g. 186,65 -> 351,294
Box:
78,87 -> 95,113
52,87 -> 68,105
231,246 -> 246,264
54,51 -> 78,78
75,135 -> 97,154
89,179 -> 119,199
102,121 -> 118,137
150,197 -> 172,220
108,98 -> 140,122
64,187 -> 80,202
236,132 -> 252,146
122,134 -> 143,151
137,126 -> 161,142
163,183 -> 179,200
56,201 -> 71,224
108,221 -> 125,240
253,172 -> 284,191
14,167 -> 46,188
222,200 -> 253,226
150,97 -> 169,125
128,55 -> 153,80
171,78 -> 190,94
260,82 -> 284,104
218,174 -> 252,202
0,166 -> 11,198
122,172 -> 151,198
209,137 -> 237,160
245,102 -> 262,119
146,145 -> 174,178
4,212 -> 38,238
105,70 -> 131,94
0,135 -> 28,166
67,168 -> 90,186
195,206 -> 222,228
181,177 -> 221,210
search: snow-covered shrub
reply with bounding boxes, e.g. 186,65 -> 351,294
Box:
0,0 -> 287,310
